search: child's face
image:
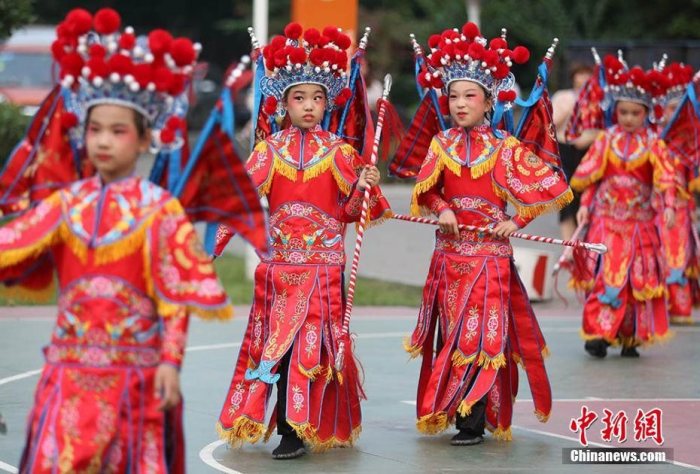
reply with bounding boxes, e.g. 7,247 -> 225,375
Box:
284,84 -> 326,129
86,105 -> 150,183
448,80 -> 492,129
615,100 -> 647,133
662,99 -> 680,126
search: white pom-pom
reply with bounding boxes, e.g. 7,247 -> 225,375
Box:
315,66 -> 321,73
332,64 -> 338,70
481,61 -> 487,68
484,69 -> 491,75
78,36 -> 87,45
445,39 -> 452,45
285,64 -> 292,72
144,53 -> 154,64
124,74 -> 134,84
77,44 -> 88,55
233,69 -> 242,77
107,41 -> 118,54
93,76 -> 104,87
456,54 -> 462,60
183,65 -> 193,74
147,82 -> 156,92
129,82 -> 140,92
61,75 -> 74,87
81,66 -> 91,77
324,67 -> 330,73
125,26 -> 135,35
194,42 -> 202,52
133,46 -> 144,58
110,72 -> 120,83
295,63 -> 302,69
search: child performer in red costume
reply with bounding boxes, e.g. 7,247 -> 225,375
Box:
571,54 -> 677,358
656,62 -> 700,325
404,22 -> 572,446
216,23 -> 390,459
0,9 -> 241,472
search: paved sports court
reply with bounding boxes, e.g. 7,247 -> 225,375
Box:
1,300 -> 699,473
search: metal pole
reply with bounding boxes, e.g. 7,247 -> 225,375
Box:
466,0 -> 481,28
253,0 -> 269,43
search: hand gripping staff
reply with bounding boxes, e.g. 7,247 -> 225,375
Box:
334,74 -> 393,373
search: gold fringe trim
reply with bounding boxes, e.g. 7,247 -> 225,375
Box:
451,351 -> 478,367
288,421 -> 361,452
416,412 -> 449,435
512,352 -> 524,367
476,351 -> 507,370
670,315 -> 694,325
361,209 -> 394,230
580,329 -> 675,347
298,364 -> 324,381
491,426 -> 513,441
470,137 -> 512,180
457,399 -> 474,418
216,418 -> 266,447
579,329 -> 617,345
689,177 -> 700,194
534,409 -> 551,423
1,221 -> 64,268
404,337 -> 422,359
541,346 -> 551,359
272,155 -> 299,182
606,147 -> 650,171
569,278 -> 595,292
0,279 -> 55,304
410,141 -> 449,216
493,185 -> 574,219
631,285 -> 665,301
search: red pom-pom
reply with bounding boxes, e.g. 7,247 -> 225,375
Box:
51,40 -> 67,60
461,22 -> 480,39
468,42 -> 485,60
318,36 -> 331,47
148,29 -> 173,57
89,44 -> 106,58
65,9 -> 92,36
428,34 -> 442,49
153,66 -> 174,91
94,8 -> 121,35
270,35 -> 287,51
335,33 -> 351,50
493,63 -> 509,79
133,64 -> 153,87
263,96 -> 278,115
497,89 -> 516,102
160,128 -> 175,144
489,38 -> 507,51
431,75 -> 444,89
168,73 -> 186,95
418,70 -> 432,88
273,49 -> 288,68
309,48 -> 325,66
428,51 -> 443,68
511,46 -> 530,64
56,22 -> 70,39
303,28 -> 321,46
166,116 -> 186,131
289,47 -> 306,65
629,66 -> 645,85
335,50 -> 348,69
118,33 -> 136,50
335,87 -> 352,106
439,95 -> 449,115
442,43 -> 455,58
323,26 -> 339,41
61,112 -> 79,130
170,37 -> 197,67
107,54 -> 134,76
603,55 -> 621,70
60,52 -> 84,78
86,57 -> 108,79
483,49 -> 499,67
284,22 -> 303,40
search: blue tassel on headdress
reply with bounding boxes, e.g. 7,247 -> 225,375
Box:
515,62 -> 549,136
250,53 -> 265,153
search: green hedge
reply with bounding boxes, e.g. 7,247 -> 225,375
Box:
0,102 -> 30,169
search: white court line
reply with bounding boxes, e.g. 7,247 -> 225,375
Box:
198,440 -> 243,474
0,460 -> 18,474
186,342 -> 241,352
0,369 -> 41,387
401,398 -> 700,405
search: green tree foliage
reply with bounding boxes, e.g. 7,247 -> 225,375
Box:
0,0 -> 34,41
0,103 -> 30,169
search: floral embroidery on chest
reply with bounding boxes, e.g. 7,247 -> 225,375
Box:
609,130 -> 650,164
440,128 -> 496,168
64,178 -> 166,246
271,130 -> 332,170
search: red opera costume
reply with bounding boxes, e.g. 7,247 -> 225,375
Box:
656,62 -> 700,324
406,125 -> 572,438
0,176 -> 231,473
570,125 -> 676,345
216,125 -> 390,449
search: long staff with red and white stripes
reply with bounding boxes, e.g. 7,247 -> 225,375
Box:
334,74 -> 393,372
391,214 -> 607,254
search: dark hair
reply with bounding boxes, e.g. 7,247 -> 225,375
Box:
569,62 -> 594,82
85,105 -> 149,138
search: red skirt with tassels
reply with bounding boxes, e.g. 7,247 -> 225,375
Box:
217,262 -> 363,451
576,214 -> 670,346
406,248 -> 551,440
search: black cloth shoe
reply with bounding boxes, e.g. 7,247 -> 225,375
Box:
584,339 -> 608,358
272,434 -> 306,460
620,346 -> 640,358
450,430 -> 484,446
